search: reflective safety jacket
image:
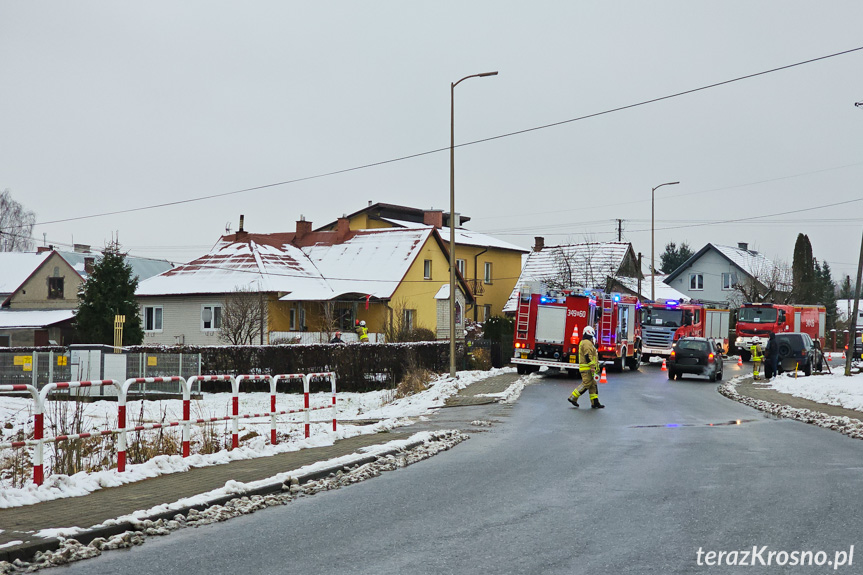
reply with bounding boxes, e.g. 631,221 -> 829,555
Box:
578,337 -> 599,373
750,343 -> 764,362
356,325 -> 369,342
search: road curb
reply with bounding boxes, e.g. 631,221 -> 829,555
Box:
0,439 -> 426,565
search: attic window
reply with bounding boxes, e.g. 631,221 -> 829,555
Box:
48,277 -> 64,299
424,260 -> 432,280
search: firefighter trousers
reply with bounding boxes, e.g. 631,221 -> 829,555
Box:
570,370 -> 599,401
752,359 -> 762,380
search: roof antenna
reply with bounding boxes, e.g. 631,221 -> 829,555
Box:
225,221 -> 233,234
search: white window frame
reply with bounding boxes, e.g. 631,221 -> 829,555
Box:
403,309 -> 416,331
456,259 -> 466,276
721,272 -> 738,291
143,306 -> 163,332
484,262 -> 493,285
423,259 -> 432,280
689,273 -> 704,291
201,304 -> 222,331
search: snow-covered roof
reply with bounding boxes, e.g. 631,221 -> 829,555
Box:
665,243 -> 791,291
59,251 -> 172,282
379,218 -> 528,253
614,274 -> 689,302
503,242 -> 636,312
0,252 -> 51,295
137,228 -> 447,302
0,309 -> 75,329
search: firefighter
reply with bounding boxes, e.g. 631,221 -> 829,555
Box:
750,337 -> 764,381
567,326 -> 605,409
356,320 -> 369,342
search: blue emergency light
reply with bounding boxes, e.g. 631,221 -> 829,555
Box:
666,300 -> 679,307
612,294 -> 620,302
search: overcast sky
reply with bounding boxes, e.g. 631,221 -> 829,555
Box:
2,2 -> 862,281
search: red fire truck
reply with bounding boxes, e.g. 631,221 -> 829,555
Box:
734,302 -> 826,360
641,300 -> 731,361
512,286 -> 642,375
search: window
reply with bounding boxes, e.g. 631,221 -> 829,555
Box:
484,262 -> 493,285
47,277 -> 64,299
403,309 -> 416,330
201,305 -> 222,330
456,259 -> 466,276
289,309 -> 296,330
689,274 -> 704,290
423,259 -> 432,280
483,305 -> 492,321
144,306 -> 163,331
721,272 -> 738,290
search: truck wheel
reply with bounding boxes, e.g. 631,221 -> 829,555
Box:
739,349 -> 751,362
612,358 -> 624,373
516,364 -> 527,375
627,348 -> 642,371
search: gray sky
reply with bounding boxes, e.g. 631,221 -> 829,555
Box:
2,2 -> 862,281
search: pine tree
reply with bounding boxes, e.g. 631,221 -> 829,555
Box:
659,241 -> 693,274
816,261 -> 837,330
791,233 -> 817,303
74,242 -> 144,345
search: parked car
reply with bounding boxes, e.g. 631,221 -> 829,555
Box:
773,332 -> 822,376
667,337 -> 724,381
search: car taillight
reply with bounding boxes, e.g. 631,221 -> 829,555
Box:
708,353 -> 715,362
670,350 -> 676,358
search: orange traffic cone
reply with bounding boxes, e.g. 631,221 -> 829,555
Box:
737,356 -> 743,367
661,359 -> 667,371
599,367 -> 608,384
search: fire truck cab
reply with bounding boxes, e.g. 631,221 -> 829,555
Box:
641,300 -> 730,360
512,284 -> 642,375
735,302 -> 825,360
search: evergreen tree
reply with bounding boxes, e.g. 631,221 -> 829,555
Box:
791,233 -> 817,302
816,260 -> 837,330
659,241 -> 693,274
839,275 -> 854,300
74,242 -> 144,345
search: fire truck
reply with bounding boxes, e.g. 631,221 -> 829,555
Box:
512,285 -> 642,375
640,300 -> 731,361
735,302 -> 826,360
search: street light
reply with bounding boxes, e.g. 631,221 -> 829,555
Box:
450,71 -> 498,378
651,181 -> 680,300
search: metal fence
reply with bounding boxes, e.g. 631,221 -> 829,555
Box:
0,348 -> 201,396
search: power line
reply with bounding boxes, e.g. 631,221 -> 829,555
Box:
9,44 -> 861,232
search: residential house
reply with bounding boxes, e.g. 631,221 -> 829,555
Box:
316,202 -> 527,322
662,242 -> 791,306
0,246 -> 173,346
503,238 -> 643,313
135,218 -> 473,345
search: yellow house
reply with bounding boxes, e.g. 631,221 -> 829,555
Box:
317,202 -> 527,322
136,217 -> 473,344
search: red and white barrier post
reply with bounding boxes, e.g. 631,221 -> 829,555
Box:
119,377 -> 187,471
185,375 -> 233,456
0,384 -> 40,484
233,375 -> 274,449
304,372 -> 337,436
271,374 -> 304,445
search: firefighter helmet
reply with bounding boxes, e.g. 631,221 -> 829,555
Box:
360,320 -> 366,327
583,326 -> 595,338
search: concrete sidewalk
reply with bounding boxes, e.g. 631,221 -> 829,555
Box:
0,371 -> 521,563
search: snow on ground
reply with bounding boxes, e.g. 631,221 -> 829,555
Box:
766,369 -> 863,411
0,368 -> 516,509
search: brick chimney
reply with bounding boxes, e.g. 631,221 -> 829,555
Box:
533,237 -> 545,252
738,242 -> 749,251
37,246 -> 53,254
423,210 -> 444,229
235,214 -> 248,240
336,216 -> 350,240
296,215 -> 312,239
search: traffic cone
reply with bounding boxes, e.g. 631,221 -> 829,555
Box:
661,359 -> 667,371
843,351 -> 847,360
599,367 -> 608,384
570,325 -> 579,345
737,356 -> 743,367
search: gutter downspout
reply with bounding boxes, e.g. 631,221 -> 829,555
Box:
473,247 -> 489,321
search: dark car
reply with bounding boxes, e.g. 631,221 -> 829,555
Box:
773,332 -> 822,376
667,337 -> 724,381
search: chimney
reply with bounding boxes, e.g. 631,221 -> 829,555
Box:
84,257 -> 95,274
235,214 -> 248,240
73,244 -> 91,253
37,246 -> 52,254
738,242 -> 749,251
296,215 -> 312,239
336,216 -> 350,240
423,210 -> 443,229
534,237 -> 545,252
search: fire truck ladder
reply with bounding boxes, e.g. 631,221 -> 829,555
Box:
515,297 -> 532,340
600,298 -> 614,346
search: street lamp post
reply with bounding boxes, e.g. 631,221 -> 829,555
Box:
651,181 -> 680,300
450,71 -> 498,378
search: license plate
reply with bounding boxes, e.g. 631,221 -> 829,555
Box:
521,353 -> 528,359
569,356 -> 577,363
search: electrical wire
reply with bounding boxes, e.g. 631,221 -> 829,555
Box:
7,44 -> 861,231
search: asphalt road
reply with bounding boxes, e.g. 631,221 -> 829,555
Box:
56,361 -> 863,574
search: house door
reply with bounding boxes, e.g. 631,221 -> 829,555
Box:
34,330 -> 49,346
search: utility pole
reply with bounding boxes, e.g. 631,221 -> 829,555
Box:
849,100 -> 863,374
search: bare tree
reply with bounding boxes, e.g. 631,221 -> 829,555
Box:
732,258 -> 792,304
0,189 -> 36,252
540,241 -> 627,293
219,286 -> 265,345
